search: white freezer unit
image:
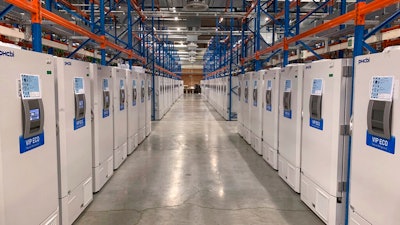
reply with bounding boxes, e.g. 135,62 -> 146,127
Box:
230,76 -> 239,121
278,64 -> 304,193
89,64 -> 114,192
221,78 -> 225,114
238,74 -> 244,136
164,79 -> 169,114
55,57 -> 93,225
300,59 -> 352,225
161,77 -> 167,116
126,69 -> 139,155
161,77 -> 166,117
174,80 -> 177,101
180,81 -> 184,96
250,71 -> 264,154
262,68 -> 280,169
138,69 -> 146,143
215,79 -> 219,110
0,47 -> 59,225
243,72 -> 251,144
154,76 -> 163,120
145,73 -> 152,136
349,47 -> 400,225
111,67 -> 128,169
223,76 -> 239,120
167,78 -> 172,111
222,77 -> 229,120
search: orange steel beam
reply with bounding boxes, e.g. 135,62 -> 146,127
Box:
243,0 -> 400,62
131,0 -> 146,21
206,66 -> 228,77
57,0 -> 90,19
31,0 -> 41,23
133,32 -> 142,41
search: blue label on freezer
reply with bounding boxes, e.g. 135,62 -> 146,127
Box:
120,104 -> 125,111
266,105 -> 272,111
102,109 -> 110,118
366,131 -> 395,154
74,118 -> 86,130
283,110 -> 292,119
19,132 -> 44,154
310,118 -> 324,130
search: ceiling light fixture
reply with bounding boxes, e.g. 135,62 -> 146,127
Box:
174,17 -> 179,21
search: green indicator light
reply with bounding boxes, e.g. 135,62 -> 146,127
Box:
329,74 -> 333,77
47,71 -> 52,75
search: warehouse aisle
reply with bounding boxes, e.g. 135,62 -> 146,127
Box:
75,94 -> 323,225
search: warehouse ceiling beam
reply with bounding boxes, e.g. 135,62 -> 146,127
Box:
142,11 -> 247,18
149,30 -> 251,35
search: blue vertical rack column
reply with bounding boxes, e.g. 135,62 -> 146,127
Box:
31,0 -> 42,52
100,0 -> 106,65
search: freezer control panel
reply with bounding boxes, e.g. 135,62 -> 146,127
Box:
119,79 -> 125,111
309,78 -> 323,130
102,78 -> 110,118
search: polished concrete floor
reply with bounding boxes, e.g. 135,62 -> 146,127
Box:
75,94 -> 324,225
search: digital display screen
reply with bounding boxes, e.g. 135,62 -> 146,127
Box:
79,100 -> 84,109
30,108 -> 40,121
105,95 -> 109,103
311,100 -> 318,115
372,108 -> 384,122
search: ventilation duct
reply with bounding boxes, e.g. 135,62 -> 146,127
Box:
183,0 -> 209,11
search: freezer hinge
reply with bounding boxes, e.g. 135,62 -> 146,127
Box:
342,66 -> 352,77
340,125 -> 350,136
338,181 -> 347,192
